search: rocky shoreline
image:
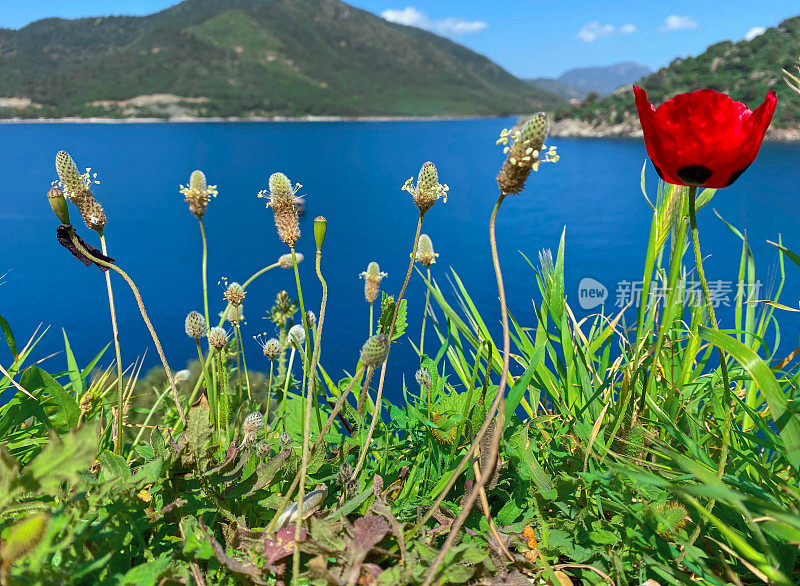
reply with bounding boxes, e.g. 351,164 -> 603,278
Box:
550,117 -> 800,141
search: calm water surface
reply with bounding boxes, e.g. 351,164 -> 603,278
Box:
1,120 -> 798,402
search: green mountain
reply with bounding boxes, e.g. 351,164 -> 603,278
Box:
552,16 -> 800,136
0,0 -> 563,119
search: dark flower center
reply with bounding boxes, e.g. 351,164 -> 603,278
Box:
677,165 -> 713,186
725,165 -> 751,187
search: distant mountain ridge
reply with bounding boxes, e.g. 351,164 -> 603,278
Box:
0,0 -> 564,119
552,16 -> 800,138
528,62 -> 651,100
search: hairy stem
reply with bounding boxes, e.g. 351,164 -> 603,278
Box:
419,266 -> 431,355
69,232 -> 187,426
292,248 -> 329,584
419,193 -> 510,585
353,213 -> 423,480
266,365 -> 368,533
100,234 -> 125,454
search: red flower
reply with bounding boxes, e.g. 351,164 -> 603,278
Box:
633,86 -> 777,188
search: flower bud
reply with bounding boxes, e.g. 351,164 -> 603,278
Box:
314,216 -> 327,251
263,338 -> 281,360
242,411 -> 264,444
360,334 -> 390,367
288,324 -> 305,348
225,304 -> 244,324
185,311 -> 206,339
278,252 -> 303,269
47,187 -> 70,225
415,234 -> 438,268
415,368 -> 432,388
360,261 -> 387,304
305,310 -> 316,329
208,326 -> 229,350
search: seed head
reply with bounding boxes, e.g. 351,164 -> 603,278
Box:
185,311 -> 206,339
224,282 -> 246,306
261,172 -> 301,247
306,310 -> 316,328
360,261 -> 387,304
179,170 -> 218,219
55,151 -> 83,192
415,234 -> 438,268
47,187 -> 70,225
415,368 -> 432,388
360,334 -> 390,367
278,252 -> 303,269
208,326 -> 229,350
263,337 -> 281,360
402,162 -> 449,214
242,411 -> 264,444
496,113 -> 557,195
288,324 -> 305,348
54,151 -> 107,233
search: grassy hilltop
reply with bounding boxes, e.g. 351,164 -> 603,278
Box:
0,0 -> 563,119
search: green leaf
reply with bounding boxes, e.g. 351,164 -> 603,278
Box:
699,326 -> 800,471
19,366 -> 80,429
378,293 -> 407,341
120,555 -> 172,585
505,345 -> 543,419
98,449 -> 132,482
0,314 -> 18,359
62,329 -> 84,398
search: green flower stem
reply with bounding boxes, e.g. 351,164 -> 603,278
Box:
420,192 -> 510,585
100,234 -> 125,455
68,232 -> 187,427
353,213 -> 423,480
675,186 -> 734,564
292,248 -> 329,584
419,266 -> 431,355
266,364 -> 367,534
281,347 -> 296,422
187,339 -> 212,410
198,219 -> 210,327
369,302 -> 374,337
266,360 -> 274,437
128,384 -> 171,461
415,193 -> 510,583
179,262 -> 280,430
237,324 -> 252,402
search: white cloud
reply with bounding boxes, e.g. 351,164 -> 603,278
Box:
745,26 -> 766,40
381,7 -> 487,36
660,15 -> 699,32
577,21 -> 637,42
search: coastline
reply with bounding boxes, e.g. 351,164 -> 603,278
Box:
0,114 -> 503,124
549,118 -> 800,142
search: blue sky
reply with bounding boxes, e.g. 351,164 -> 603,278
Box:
3,1 -> 799,77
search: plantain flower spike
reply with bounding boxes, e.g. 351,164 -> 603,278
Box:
208,326 -> 229,350
360,261 -> 387,304
55,150 -> 107,234
402,161 -> 448,215
224,282 -> 246,306
314,216 -> 327,251
496,113 -> 558,195
415,234 -> 438,268
179,170 -> 218,219
185,311 -> 206,339
260,172 -> 301,248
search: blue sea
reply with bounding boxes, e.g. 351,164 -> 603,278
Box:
1,120 -> 799,403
